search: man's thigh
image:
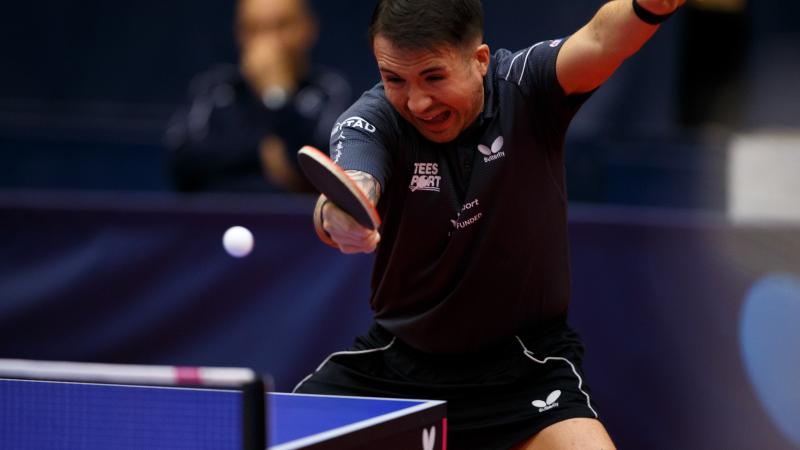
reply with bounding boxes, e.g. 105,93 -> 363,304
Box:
512,418 -> 616,450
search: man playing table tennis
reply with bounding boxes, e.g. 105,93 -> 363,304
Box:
296,0 -> 684,448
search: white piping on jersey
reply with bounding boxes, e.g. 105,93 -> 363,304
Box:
291,338 -> 397,393
503,41 -> 545,85
514,335 -> 599,418
504,51 -> 525,80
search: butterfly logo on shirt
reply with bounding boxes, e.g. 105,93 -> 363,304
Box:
478,136 -> 505,163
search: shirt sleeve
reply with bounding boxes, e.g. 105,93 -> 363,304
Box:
496,38 -> 594,124
328,85 -> 399,191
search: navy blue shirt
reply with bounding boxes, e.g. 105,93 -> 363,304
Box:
166,65 -> 352,193
331,39 -> 591,353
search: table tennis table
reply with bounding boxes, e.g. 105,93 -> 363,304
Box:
0,377 -> 446,449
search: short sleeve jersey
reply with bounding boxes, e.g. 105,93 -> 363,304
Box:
330,39 -> 591,353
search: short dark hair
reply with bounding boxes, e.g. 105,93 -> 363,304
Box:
369,0 -> 484,50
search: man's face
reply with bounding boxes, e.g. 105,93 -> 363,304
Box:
236,0 -> 315,66
373,36 -> 490,143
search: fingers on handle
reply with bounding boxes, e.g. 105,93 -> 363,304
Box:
322,202 -> 380,254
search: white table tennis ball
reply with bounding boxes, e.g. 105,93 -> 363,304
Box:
223,226 -> 254,258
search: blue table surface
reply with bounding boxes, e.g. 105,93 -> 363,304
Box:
269,393 -> 429,445
0,379 -> 431,449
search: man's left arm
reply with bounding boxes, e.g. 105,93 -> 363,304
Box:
557,0 -> 686,95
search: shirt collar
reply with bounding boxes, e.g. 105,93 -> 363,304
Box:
480,54 -> 499,122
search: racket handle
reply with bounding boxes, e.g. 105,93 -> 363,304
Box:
313,195 -> 338,249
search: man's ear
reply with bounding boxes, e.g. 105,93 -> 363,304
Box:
474,43 -> 490,76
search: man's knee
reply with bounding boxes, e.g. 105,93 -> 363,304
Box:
511,418 -> 616,450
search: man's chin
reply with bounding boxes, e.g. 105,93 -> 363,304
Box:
429,134 -> 457,143
417,126 -> 458,143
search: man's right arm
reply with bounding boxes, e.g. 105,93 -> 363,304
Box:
312,85 -> 396,253
314,170 -> 382,254
557,0 -> 685,94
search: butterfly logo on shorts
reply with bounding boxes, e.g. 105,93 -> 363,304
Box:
532,390 -> 561,413
477,136 -> 505,163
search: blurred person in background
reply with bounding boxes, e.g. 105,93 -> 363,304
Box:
165,0 -> 352,193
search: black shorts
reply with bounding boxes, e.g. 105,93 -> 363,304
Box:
293,320 -> 600,450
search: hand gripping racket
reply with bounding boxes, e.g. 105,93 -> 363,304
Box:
297,146 -> 380,230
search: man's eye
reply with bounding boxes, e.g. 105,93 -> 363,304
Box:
427,76 -> 444,82
386,77 -> 404,84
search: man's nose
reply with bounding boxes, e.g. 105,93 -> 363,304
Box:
407,86 -> 433,115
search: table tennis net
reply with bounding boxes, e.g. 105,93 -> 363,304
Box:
0,359 -> 267,450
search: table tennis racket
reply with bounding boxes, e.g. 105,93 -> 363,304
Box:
297,146 -> 380,230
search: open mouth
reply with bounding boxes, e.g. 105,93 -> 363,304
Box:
417,111 -> 451,131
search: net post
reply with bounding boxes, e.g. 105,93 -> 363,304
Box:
241,375 -> 270,450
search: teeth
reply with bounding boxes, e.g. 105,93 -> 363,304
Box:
422,112 -> 444,121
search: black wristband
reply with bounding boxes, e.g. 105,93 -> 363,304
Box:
632,0 -> 675,25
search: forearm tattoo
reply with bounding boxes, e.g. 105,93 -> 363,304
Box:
345,170 -> 381,206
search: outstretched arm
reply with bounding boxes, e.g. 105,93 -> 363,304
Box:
557,0 -> 686,95
313,170 -> 382,254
